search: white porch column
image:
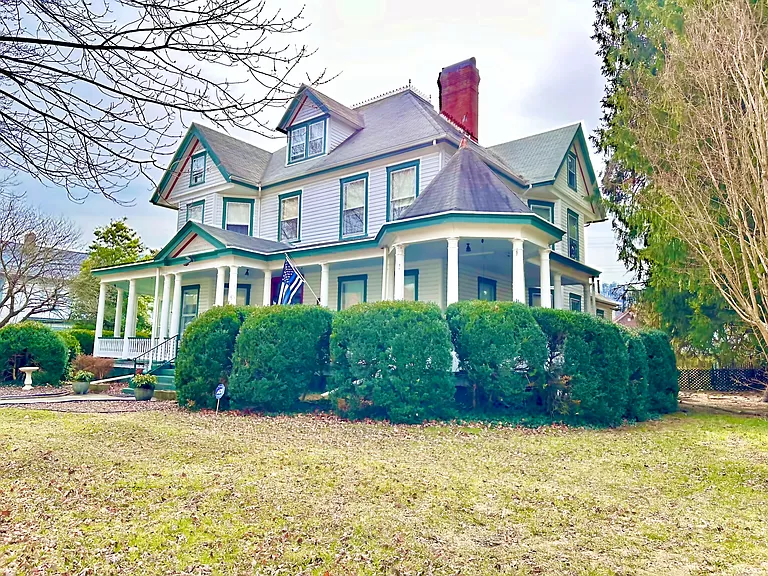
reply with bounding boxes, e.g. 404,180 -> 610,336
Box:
94,282 -> 107,356
386,250 -> 395,300
583,282 -> 592,314
159,274 -> 172,339
553,272 -> 563,310
113,288 -> 124,338
381,251 -> 389,301
320,263 -> 330,307
170,272 -> 183,337
446,237 -> 459,305
122,279 -> 138,358
215,266 -> 227,306
512,238 -> 526,303
262,270 -> 272,306
394,244 -> 405,300
150,269 -> 161,341
228,266 -> 239,305
590,280 -> 597,315
539,248 -> 551,308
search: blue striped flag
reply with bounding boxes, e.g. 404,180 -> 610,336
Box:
277,258 -> 304,305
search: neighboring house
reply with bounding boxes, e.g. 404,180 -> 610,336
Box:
615,308 -> 641,328
93,57 -> 612,361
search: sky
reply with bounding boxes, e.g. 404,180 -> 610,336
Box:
20,0 -> 632,284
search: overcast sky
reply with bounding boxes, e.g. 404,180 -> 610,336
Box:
20,0 -> 631,283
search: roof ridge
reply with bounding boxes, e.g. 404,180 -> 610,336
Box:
192,122 -> 274,155
488,122 -> 581,149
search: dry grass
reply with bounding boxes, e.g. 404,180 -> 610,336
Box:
1,409 -> 767,575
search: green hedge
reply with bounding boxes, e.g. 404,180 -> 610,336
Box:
229,306 -> 333,412
446,301 -> 547,409
65,329 -> 95,356
331,301 -> 455,424
531,308 -> 630,426
639,329 -> 679,414
624,331 -> 650,422
57,331 -> 82,367
0,322 -> 68,385
175,305 -> 249,410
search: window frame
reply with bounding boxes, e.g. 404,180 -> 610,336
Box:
569,293 -> 582,312
179,284 -> 201,333
278,190 -> 302,242
337,274 -> 368,311
566,152 -> 578,191
189,152 -> 206,187
567,209 -> 580,260
386,159 -> 420,222
404,269 -> 419,302
527,287 -> 555,308
338,173 -> 369,240
186,199 -> 205,224
286,116 -> 328,165
596,309 -> 606,319
221,197 -> 254,236
529,199 -> 556,249
477,276 -> 497,301
223,283 -> 251,306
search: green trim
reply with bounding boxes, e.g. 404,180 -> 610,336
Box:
404,269 -> 419,301
528,200 -> 555,249
277,89 -> 331,133
278,190 -> 302,242
550,252 -> 600,277
569,293 -> 582,312
179,284 -> 201,333
386,159 -> 420,222
223,282 -> 251,306
596,308 -> 605,318
337,274 -> 367,311
222,197 -> 255,236
154,220 -> 226,262
566,152 -> 577,191
287,115 -> 328,164
478,276 -> 497,301
189,151 -> 207,187
339,172 -> 369,240
567,209 -> 579,261
186,199 -> 205,223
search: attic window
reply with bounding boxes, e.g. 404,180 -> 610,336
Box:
190,152 -> 206,187
288,118 -> 326,163
567,152 -> 577,191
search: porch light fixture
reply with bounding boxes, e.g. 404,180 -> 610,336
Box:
465,243 -> 471,253
183,256 -> 194,266
244,269 -> 249,277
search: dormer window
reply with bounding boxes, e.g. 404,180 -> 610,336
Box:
288,118 -> 326,164
190,152 -> 206,186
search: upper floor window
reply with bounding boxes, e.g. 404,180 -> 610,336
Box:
279,191 -> 301,242
340,174 -> 367,238
387,160 -> 419,220
190,152 -> 206,187
223,198 -> 252,235
528,200 -> 553,223
288,118 -> 326,163
186,200 -> 204,224
567,209 -> 579,260
567,152 -> 577,191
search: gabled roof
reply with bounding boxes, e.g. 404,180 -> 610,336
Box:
487,123 -> 581,185
277,85 -> 364,133
398,146 -> 530,220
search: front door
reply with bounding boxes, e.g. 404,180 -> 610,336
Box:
180,285 -> 200,333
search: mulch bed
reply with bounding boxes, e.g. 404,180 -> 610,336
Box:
0,399 -> 181,414
679,391 -> 768,417
0,385 -> 69,398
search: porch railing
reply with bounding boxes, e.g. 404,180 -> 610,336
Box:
95,336 -> 177,361
133,335 -> 179,373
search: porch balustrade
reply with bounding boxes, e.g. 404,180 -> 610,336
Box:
95,337 -> 177,361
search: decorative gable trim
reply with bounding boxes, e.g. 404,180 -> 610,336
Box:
278,89 -> 330,133
154,220 -> 227,261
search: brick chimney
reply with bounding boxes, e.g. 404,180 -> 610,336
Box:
437,57 -> 480,141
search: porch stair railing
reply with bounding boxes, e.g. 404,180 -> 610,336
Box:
132,335 -> 179,375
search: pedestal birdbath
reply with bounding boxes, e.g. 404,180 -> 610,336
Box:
20,366 -> 39,391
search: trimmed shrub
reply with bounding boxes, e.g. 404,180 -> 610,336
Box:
0,322 -> 68,385
175,305 -> 249,410
66,329 -> 95,355
446,300 -> 547,409
331,301 -> 455,423
72,354 -> 114,380
624,331 -> 650,421
639,329 -> 679,414
229,306 -> 333,412
58,331 -> 82,366
531,308 -> 630,426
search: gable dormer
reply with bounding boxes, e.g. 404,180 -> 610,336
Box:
277,85 -> 364,163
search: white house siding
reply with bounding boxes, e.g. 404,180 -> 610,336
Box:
300,178 -> 341,243
292,98 -> 323,124
177,191 -> 218,230
328,261 -> 383,311
328,118 -> 357,152
166,150 -> 226,207
406,259 -> 443,307
457,261 -> 513,303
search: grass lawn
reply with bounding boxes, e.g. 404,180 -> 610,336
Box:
1,409 -> 767,575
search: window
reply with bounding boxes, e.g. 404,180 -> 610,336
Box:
179,285 -> 200,332
340,174 -> 367,238
404,270 -> 418,302
338,275 -> 367,311
288,118 -> 326,163
222,199 -> 253,235
528,288 -> 555,308
569,293 -> 582,312
596,309 -> 605,319
567,152 -> 577,191
186,200 -> 204,224
478,277 -> 497,301
567,210 -> 579,260
224,283 -> 251,306
387,161 -> 419,220
279,191 -> 301,242
190,152 -> 206,186
528,200 -> 554,223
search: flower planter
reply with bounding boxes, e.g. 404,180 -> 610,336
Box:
134,386 -> 155,401
71,381 -> 91,395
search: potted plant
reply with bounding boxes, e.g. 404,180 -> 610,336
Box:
70,370 -> 94,395
132,373 -> 157,401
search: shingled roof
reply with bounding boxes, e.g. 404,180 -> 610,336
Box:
194,124 -> 272,188
277,85 -> 364,133
195,223 -> 293,253
398,145 -> 530,220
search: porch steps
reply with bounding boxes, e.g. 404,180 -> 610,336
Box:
121,367 -> 176,400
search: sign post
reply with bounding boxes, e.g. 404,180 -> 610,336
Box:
214,383 -> 226,414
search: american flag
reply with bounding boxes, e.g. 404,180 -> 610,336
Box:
277,257 -> 304,305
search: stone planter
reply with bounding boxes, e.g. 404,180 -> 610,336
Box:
134,386 -> 154,401
71,381 -> 91,395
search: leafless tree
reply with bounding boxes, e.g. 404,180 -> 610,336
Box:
0,196 -> 83,327
627,0 -> 768,397
0,0 -> 328,201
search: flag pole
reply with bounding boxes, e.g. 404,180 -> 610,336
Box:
285,254 -> 320,304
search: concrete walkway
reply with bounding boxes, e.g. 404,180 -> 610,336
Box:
0,394 -> 135,406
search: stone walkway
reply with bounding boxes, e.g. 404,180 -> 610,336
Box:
0,393 -> 134,406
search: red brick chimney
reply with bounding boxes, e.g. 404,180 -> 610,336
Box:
437,57 -> 480,141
